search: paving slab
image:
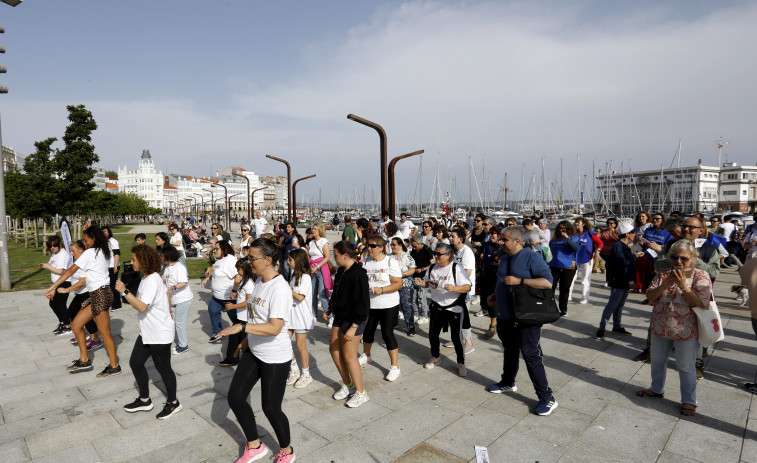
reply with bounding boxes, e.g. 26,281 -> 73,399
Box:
664,417 -> 743,463
26,412 -> 122,459
426,405 -> 516,460
29,442 -> 101,463
0,438 -> 31,463
301,435 -> 396,463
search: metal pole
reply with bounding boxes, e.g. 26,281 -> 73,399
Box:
250,185 -> 270,221
228,193 -> 243,222
232,171 -> 251,223
388,150 -> 424,221
292,175 -> 316,226
266,155 -> 292,224
347,114 -> 388,217
0,113 -> 11,289
202,188 -> 214,223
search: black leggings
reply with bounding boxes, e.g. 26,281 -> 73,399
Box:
550,267 -> 576,314
109,268 -> 122,309
227,349 -> 291,447
67,292 -> 98,335
50,282 -> 72,324
129,335 -> 177,402
363,306 -> 399,350
429,308 -> 465,364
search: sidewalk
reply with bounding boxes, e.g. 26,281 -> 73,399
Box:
0,265 -> 754,462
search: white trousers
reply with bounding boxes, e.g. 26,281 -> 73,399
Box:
569,260 -> 593,302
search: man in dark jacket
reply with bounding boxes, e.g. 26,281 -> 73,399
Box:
596,221 -> 637,339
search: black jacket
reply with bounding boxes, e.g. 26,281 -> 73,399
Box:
329,263 -> 370,324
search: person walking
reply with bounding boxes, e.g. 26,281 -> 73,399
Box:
569,217 -> 602,304
161,246 -> 193,355
116,245 -> 182,420
202,240 -> 239,350
307,223 -> 333,319
548,221 -> 579,317
596,221 -> 637,339
169,223 -> 186,267
285,249 -> 315,389
410,234 -> 434,325
40,235 -> 73,335
59,240 -> 102,351
391,237 -> 417,336
103,226 -> 122,311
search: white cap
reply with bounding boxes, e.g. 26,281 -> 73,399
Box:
618,220 -> 635,235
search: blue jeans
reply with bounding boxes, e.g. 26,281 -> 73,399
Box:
173,299 -> 193,348
599,288 -> 629,330
399,284 -> 415,330
650,334 -> 698,405
208,297 -> 237,335
412,285 -> 429,318
311,269 -> 330,317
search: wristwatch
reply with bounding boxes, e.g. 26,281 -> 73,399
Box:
239,321 -> 247,333
122,289 -> 130,297
351,323 -> 360,329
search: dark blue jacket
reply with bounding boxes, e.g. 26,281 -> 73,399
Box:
605,240 -> 636,289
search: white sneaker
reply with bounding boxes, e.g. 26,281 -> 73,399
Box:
464,344 -> 475,355
458,363 -> 467,377
333,384 -> 355,400
385,366 -> 401,382
398,312 -> 404,320
285,369 -> 300,386
443,341 -> 455,348
417,317 -> 429,325
346,390 -> 369,408
425,357 -> 441,369
474,310 -> 485,317
327,317 -> 334,328
578,299 -> 588,305
358,354 -> 371,365
293,374 -> 313,389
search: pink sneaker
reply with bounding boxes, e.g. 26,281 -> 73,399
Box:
274,448 -> 296,463
70,335 -> 90,345
235,443 -> 268,463
86,340 -> 103,352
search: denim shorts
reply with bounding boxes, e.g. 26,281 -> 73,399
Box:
293,329 -> 310,335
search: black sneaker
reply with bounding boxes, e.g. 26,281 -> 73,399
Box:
66,359 -> 93,371
156,401 -> 182,420
407,328 -> 417,337
124,398 -> 154,413
612,327 -> 632,335
745,383 -> 757,394
208,334 -> 222,343
560,311 -> 568,317
96,364 -> 122,378
633,348 -> 650,362
53,324 -> 63,335
595,328 -> 605,339
219,358 -> 238,367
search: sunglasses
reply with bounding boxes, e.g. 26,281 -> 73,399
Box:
367,243 -> 380,248
242,228 -> 249,232
682,225 -> 700,230
711,219 -> 720,222
433,252 -> 446,257
670,255 -> 690,262
474,219 -> 482,222
211,227 -> 218,229
653,217 -> 663,221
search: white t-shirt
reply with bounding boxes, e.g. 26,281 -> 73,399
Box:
211,255 -> 238,300
363,255 -> 401,309
289,273 -> 314,330
252,217 -> 269,235
424,263 -> 472,313
170,231 -> 184,252
422,233 -> 437,248
378,218 -> 392,238
398,220 -> 414,239
246,275 -> 293,364
720,222 -> 736,242
136,272 -> 175,344
235,279 -> 255,319
308,237 -> 328,259
107,237 -> 120,269
163,262 -> 193,304
48,249 -> 71,283
75,248 -> 110,292
70,268 -> 87,295
454,245 -> 476,297
431,238 -> 449,252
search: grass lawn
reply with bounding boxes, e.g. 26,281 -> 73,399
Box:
4,225 -> 209,292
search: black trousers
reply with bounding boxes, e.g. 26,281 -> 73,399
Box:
50,281 -> 72,324
67,292 -> 98,334
429,308 -> 465,364
109,267 -> 122,309
550,267 -> 576,314
363,306 -> 399,350
227,349 -> 291,447
497,321 -> 553,402
129,335 -> 177,402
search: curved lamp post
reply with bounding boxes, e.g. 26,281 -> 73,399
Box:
388,150 -> 424,220
292,175 -> 316,225
228,193 -> 244,222
266,155 -> 292,224
347,114 -> 388,218
251,185 -> 271,219
202,189 -> 215,220
232,170 -> 251,223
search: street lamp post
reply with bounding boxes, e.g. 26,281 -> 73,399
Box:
202,189 -> 215,222
388,150 -> 424,220
347,114 -> 388,218
192,193 -> 204,218
212,183 -> 228,231
228,193 -> 244,222
250,185 -> 271,220
292,175 -> 316,225
232,170 -> 251,224
265,155 -> 292,224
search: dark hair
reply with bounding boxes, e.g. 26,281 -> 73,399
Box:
102,225 -> 113,239
169,223 -> 179,231
161,245 -> 180,263
131,244 -> 161,275
83,226 -> 111,260
155,232 -> 169,250
212,223 -> 224,234
250,237 -> 280,263
334,239 -> 357,260
366,234 -> 386,249
574,217 -> 593,232
287,248 -> 312,286
521,218 -> 533,227
432,224 -> 449,239
450,227 -> 466,240
552,221 -> 576,241
723,214 -> 732,222
391,237 -> 407,252
235,258 -> 253,290
46,234 -> 62,249
382,210 -> 390,217
664,216 -> 684,230
216,239 -> 235,257
385,222 -> 398,237
356,217 -> 372,233
134,233 -> 146,241
475,213 -> 487,221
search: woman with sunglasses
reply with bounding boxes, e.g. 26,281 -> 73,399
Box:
236,224 -> 254,258
307,223 -> 332,320
595,218 -> 619,274
358,235 -> 403,381
201,240 -> 239,351
415,242 -> 471,377
636,240 -> 711,417
569,217 -> 602,304
168,223 -> 186,267
391,237 -> 417,336
705,216 -> 730,266
636,213 -> 672,293
548,221 -> 579,316
40,235 -> 73,335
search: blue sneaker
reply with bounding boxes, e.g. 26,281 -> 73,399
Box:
534,399 -> 558,416
487,383 -> 517,394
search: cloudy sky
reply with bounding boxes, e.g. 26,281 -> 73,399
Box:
1,0 -> 755,207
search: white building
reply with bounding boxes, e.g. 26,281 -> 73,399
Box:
719,162 -> 757,213
118,150 -> 165,210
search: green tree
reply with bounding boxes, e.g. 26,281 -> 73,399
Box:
104,170 -> 117,179
5,138 -> 59,220
54,104 -> 99,215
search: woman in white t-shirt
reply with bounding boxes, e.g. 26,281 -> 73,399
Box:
236,224 -> 253,258
45,225 -> 121,378
307,223 -> 332,318
201,240 -> 239,346
218,237 -> 297,463
358,234 -> 404,382
58,240 -> 101,351
285,248 -> 315,389
103,226 -> 122,311
221,259 -> 255,367
415,242 -> 472,377
40,235 -> 73,335
168,223 -> 186,267
115,244 -> 182,420
161,246 -> 194,355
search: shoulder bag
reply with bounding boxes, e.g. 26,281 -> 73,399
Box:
507,255 -> 561,325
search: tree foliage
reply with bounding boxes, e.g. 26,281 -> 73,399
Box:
104,170 -> 117,179
54,104 -> 99,215
5,138 -> 60,220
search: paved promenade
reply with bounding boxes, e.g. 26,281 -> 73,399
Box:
1,248 -> 755,461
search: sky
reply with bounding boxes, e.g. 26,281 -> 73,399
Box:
1,0 -> 755,208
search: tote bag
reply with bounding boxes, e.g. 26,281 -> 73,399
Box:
691,296 -> 725,346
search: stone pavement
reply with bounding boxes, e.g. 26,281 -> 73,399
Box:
1,261 -> 755,462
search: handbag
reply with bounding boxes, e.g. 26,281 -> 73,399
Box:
313,240 -> 336,274
507,256 -> 561,325
691,296 -> 725,346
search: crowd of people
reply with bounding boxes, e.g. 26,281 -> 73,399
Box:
39,209 -> 757,462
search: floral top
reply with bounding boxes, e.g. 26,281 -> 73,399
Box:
649,268 -> 712,341
394,251 -> 416,288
